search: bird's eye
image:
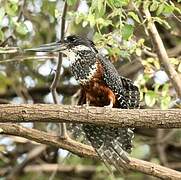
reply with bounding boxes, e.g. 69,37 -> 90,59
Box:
68,36 -> 77,42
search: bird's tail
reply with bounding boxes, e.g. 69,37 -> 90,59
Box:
82,124 -> 134,172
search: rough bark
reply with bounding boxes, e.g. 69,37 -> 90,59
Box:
0,123 -> 181,179
143,9 -> 181,98
0,104 -> 181,128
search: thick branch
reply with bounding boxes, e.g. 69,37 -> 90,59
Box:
0,104 -> 181,128
143,8 -> 181,98
0,123 -> 95,158
0,123 -> 181,179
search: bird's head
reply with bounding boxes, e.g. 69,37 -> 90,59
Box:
26,35 -> 98,61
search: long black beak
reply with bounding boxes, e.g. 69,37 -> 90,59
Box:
25,41 -> 67,52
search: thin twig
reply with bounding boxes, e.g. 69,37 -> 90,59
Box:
0,55 -> 56,64
0,84 -> 78,99
0,36 -> 14,47
156,129 -> 168,166
160,129 -> 179,144
6,145 -> 46,180
0,47 -> 20,54
50,1 -> 68,138
17,0 -> 27,22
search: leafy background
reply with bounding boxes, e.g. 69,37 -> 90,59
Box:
0,0 -> 181,179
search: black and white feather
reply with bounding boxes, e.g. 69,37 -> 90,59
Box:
63,35 -> 140,172
29,35 -> 140,172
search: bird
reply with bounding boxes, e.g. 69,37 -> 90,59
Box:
27,35 -> 140,172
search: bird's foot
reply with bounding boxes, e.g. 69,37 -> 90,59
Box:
104,102 -> 113,108
83,103 -> 90,109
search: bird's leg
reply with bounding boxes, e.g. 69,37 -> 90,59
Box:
86,96 -> 90,107
83,93 -> 90,108
104,99 -> 114,108
104,91 -> 115,108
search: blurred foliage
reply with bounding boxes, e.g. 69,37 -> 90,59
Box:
0,0 -> 181,179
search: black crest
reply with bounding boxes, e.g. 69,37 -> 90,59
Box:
63,35 -> 98,53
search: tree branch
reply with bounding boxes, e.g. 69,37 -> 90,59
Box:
0,55 -> 56,64
6,145 -> 46,180
50,1 -> 68,137
143,8 -> 181,98
0,104 -> 180,128
24,164 -> 96,174
0,123 -> 181,179
0,85 -> 79,99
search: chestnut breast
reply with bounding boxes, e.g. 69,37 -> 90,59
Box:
82,62 -> 118,107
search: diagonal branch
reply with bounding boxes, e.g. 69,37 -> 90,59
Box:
0,123 -> 181,179
6,145 -> 46,179
143,8 -> 181,98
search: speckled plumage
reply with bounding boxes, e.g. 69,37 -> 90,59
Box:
70,50 -> 97,84
62,35 -> 140,171
29,35 -> 140,172
60,36 -> 140,173
97,54 -> 139,108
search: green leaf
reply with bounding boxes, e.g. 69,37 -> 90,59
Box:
0,7 -> 5,26
5,2 -> 18,16
74,13 -> 84,24
0,29 -> 4,41
128,11 -> 140,23
135,48 -> 141,56
114,0 -> 129,7
96,18 -> 112,27
15,22 -> 28,35
161,96 -> 171,109
156,3 -> 165,15
154,17 -> 171,29
87,14 -> 95,28
95,0 -> 106,16
143,1 -> 151,10
9,0 -> 19,4
145,91 -> 157,107
54,9 -> 59,18
67,0 -> 77,6
107,0 -> 129,8
162,83 -> 169,96
119,50 -> 129,58
97,0 -> 103,12
82,21 -> 88,27
173,6 -> 181,14
0,128 -> 4,133
154,83 -> 161,92
122,24 -> 134,40
178,63 -> 181,73
42,1 -> 55,18
150,1 -> 159,12
163,4 -> 174,14
170,58 -> 179,65
131,144 -> 150,159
